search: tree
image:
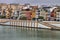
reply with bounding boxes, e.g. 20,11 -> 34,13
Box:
38,16 -> 44,19
6,8 -> 13,18
0,6 -> 1,9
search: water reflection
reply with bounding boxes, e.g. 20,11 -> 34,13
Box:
0,26 -> 60,40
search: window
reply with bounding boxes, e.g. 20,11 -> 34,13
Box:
3,10 -> 6,16
0,12 -> 1,15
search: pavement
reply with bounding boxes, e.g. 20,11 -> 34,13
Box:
42,21 -> 60,30
0,19 -> 9,23
0,19 -> 60,30
0,19 -> 51,29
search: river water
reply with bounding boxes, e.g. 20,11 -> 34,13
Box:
0,26 -> 60,40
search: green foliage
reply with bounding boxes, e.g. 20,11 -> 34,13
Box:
38,16 -> 44,19
0,15 -> 6,18
32,18 -> 36,20
20,16 -> 27,20
0,6 -> 1,9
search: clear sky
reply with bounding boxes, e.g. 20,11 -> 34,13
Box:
0,0 -> 60,6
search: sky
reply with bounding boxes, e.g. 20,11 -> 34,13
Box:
0,0 -> 60,6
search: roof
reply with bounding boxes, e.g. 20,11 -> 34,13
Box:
30,6 -> 38,9
49,7 -> 57,12
9,3 -> 19,6
23,7 -> 28,9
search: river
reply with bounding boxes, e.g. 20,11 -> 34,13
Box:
0,26 -> 60,40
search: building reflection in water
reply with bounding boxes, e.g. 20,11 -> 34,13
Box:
0,26 -> 60,40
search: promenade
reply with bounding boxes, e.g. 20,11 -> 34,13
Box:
0,19 -> 50,29
0,19 -> 9,23
0,19 -> 60,30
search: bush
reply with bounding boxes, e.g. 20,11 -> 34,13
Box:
0,15 -> 6,18
20,16 -> 27,20
32,18 -> 36,20
38,16 -> 44,19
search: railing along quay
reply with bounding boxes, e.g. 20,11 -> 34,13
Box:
10,20 -> 39,28
1,19 -> 59,30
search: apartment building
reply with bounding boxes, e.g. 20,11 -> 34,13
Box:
0,3 -> 7,16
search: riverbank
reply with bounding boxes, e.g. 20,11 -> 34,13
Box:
42,21 -> 60,30
0,19 -> 60,30
0,19 -> 9,23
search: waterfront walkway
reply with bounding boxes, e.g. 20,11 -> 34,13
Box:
0,19 -> 60,30
0,19 -> 51,29
42,21 -> 60,30
0,19 -> 9,23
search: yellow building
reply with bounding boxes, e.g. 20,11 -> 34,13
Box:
31,6 -> 38,19
0,3 -> 39,19
31,10 -> 36,19
6,4 -> 19,18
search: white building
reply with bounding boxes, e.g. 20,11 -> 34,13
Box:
56,12 -> 60,21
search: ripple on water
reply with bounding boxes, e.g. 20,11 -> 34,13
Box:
0,26 -> 60,40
